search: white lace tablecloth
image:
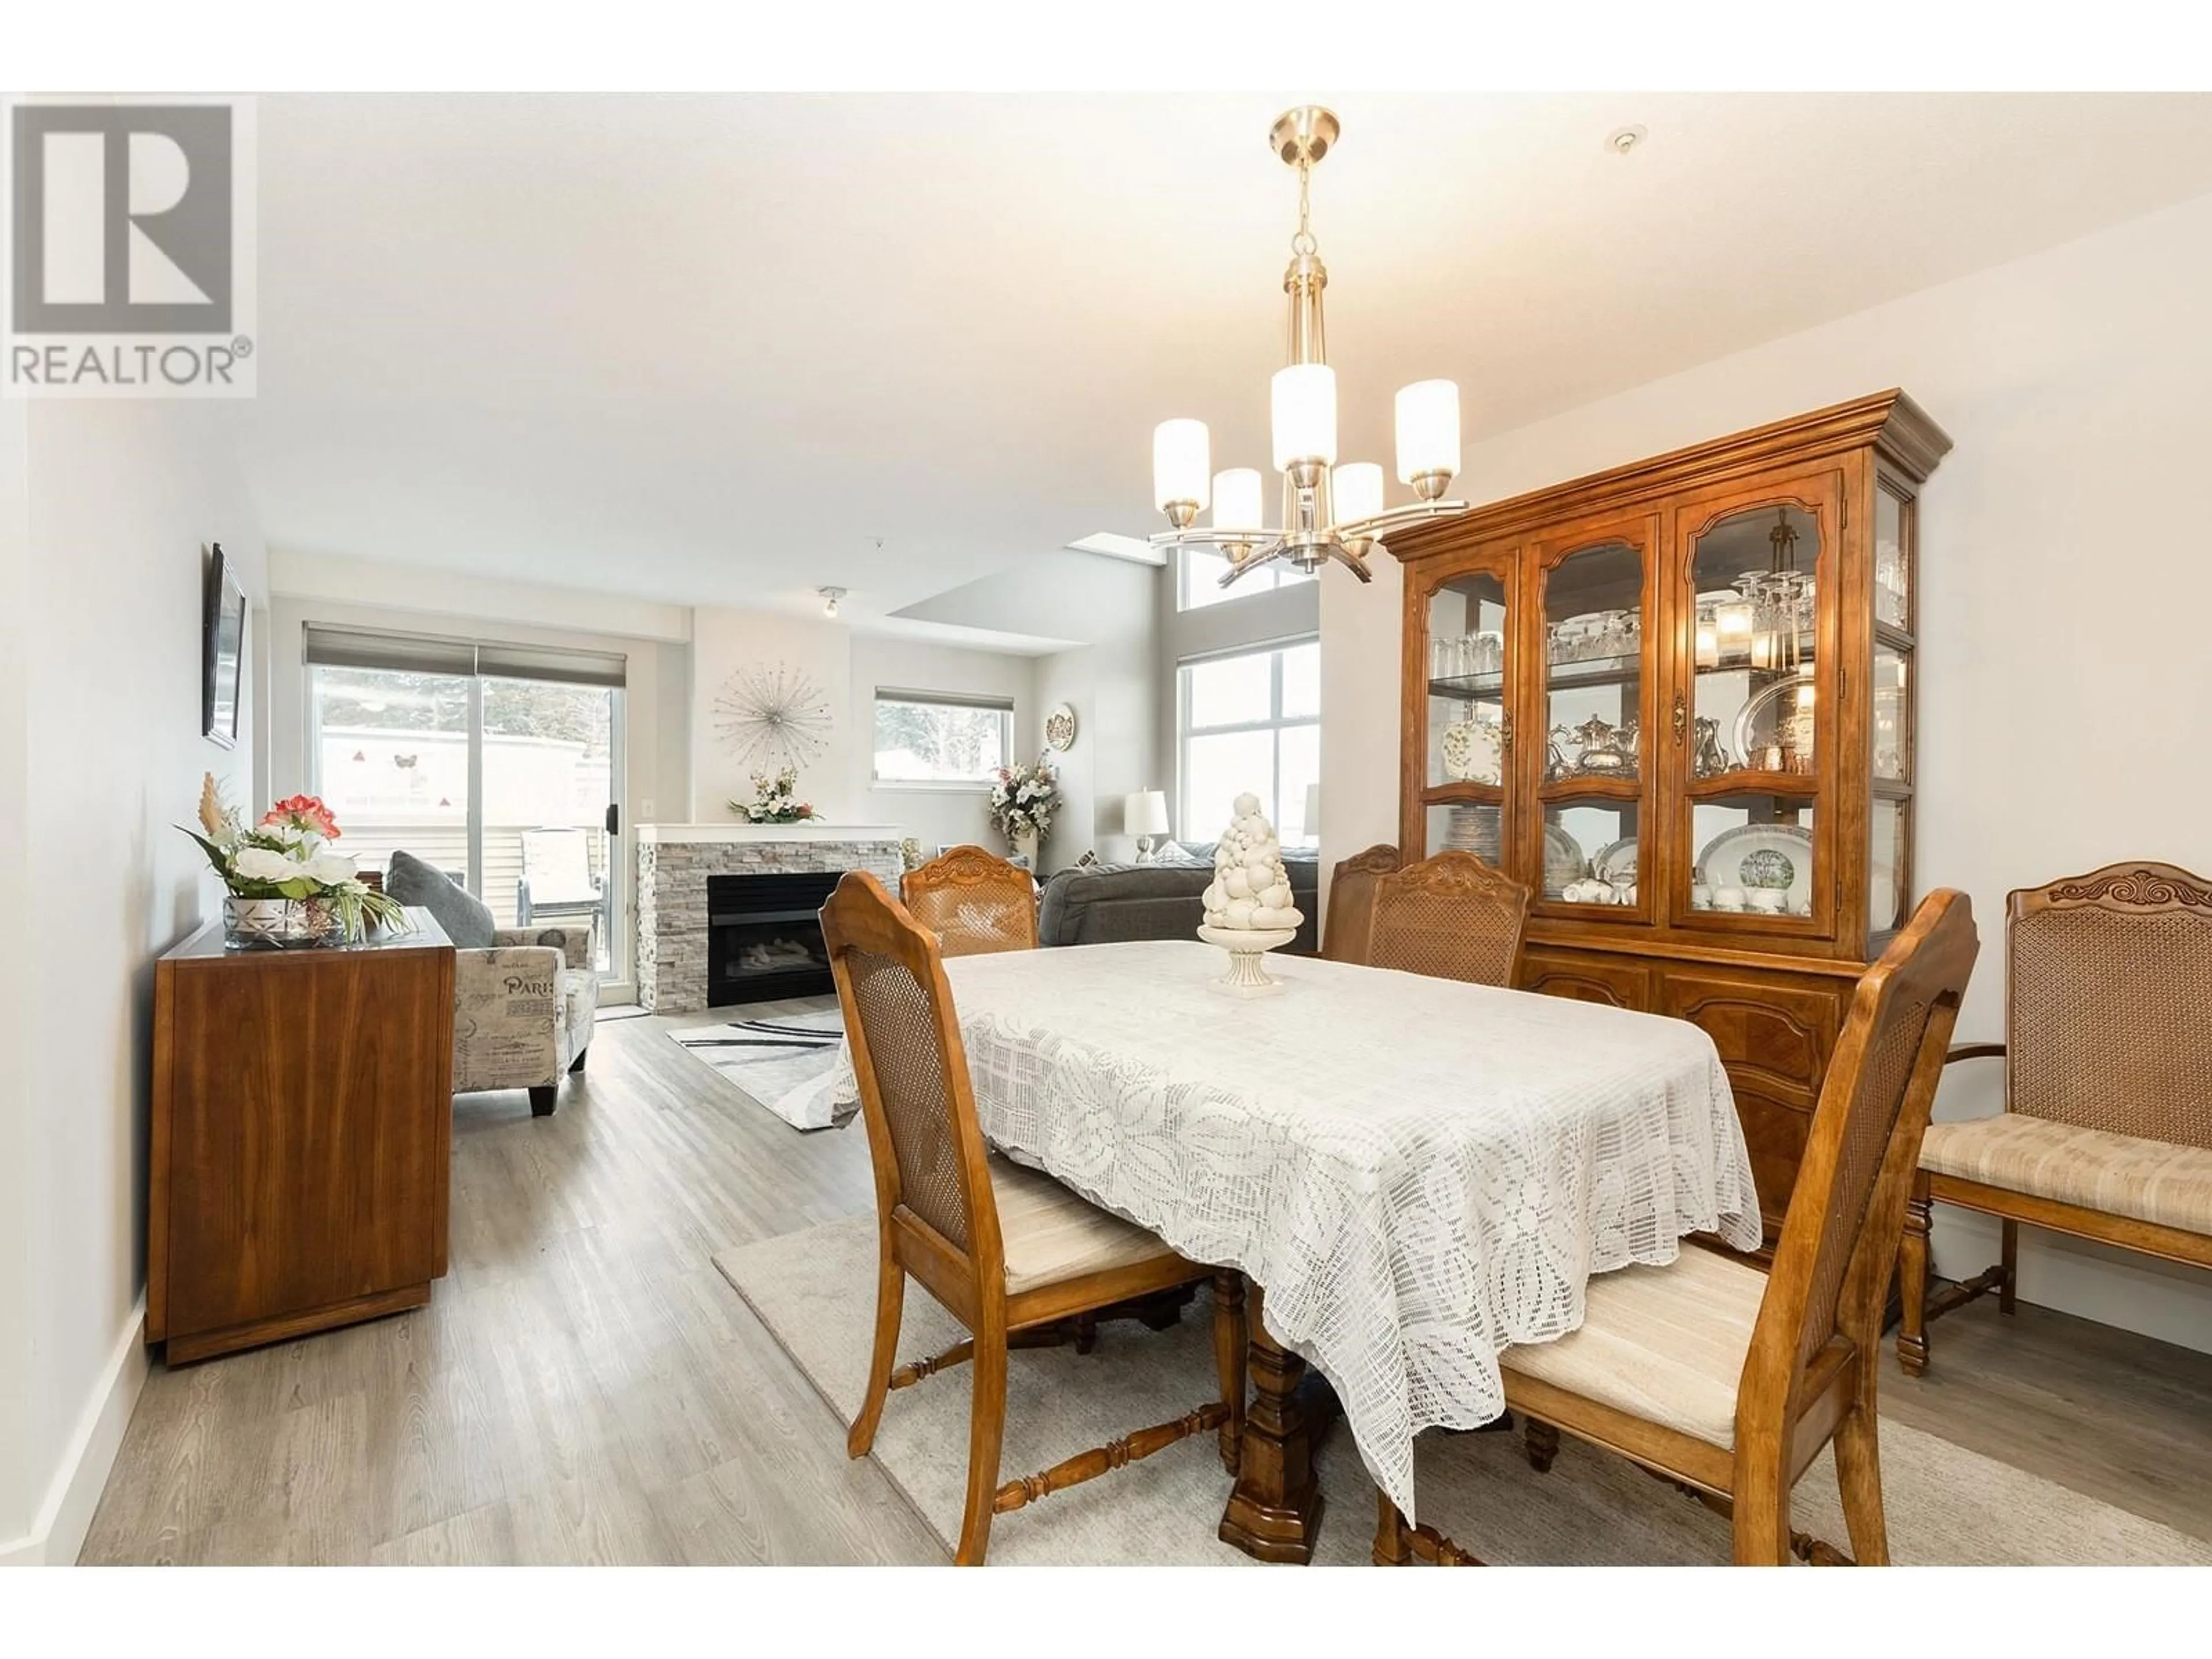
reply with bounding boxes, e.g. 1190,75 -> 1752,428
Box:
837,939 -> 1759,1520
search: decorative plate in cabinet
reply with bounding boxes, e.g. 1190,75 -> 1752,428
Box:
1695,824 -> 1814,917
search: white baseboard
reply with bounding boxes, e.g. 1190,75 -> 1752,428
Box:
0,1297 -> 150,1566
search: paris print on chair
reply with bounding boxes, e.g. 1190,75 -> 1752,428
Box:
714,662 -> 835,772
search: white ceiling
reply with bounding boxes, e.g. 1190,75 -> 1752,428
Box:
248,92 -> 2212,630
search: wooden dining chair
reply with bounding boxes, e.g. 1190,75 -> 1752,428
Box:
900,843 -> 1039,958
823,870 -> 1244,1565
1323,843 -> 1400,964
1374,887 -> 1978,1567
1366,850 -> 1531,988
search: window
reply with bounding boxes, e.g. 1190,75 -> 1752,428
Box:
1179,547 -> 1315,611
1177,639 -> 1319,845
873,691 -> 1013,786
304,625 -> 627,983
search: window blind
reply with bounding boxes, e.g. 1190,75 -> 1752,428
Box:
302,623 -> 627,689
874,686 -> 1014,712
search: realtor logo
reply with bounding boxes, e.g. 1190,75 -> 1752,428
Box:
4,96 -> 256,396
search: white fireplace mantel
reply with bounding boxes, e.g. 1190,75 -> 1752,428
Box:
635,823 -> 903,846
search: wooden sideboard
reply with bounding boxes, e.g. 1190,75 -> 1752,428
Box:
148,911 -> 456,1363
1385,391 -> 1950,1245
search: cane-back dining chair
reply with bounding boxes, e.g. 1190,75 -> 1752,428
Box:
823,871 -> 1245,1565
1375,887 -> 1978,1567
1366,850 -> 1531,988
1899,861 -> 2212,1375
1323,843 -> 1401,965
900,844 -> 1039,958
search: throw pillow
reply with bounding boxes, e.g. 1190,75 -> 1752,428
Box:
385,848 -> 497,948
1152,840 -> 1207,867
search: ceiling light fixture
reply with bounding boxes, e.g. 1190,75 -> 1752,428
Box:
1147,106 -> 1469,589
1606,124 -> 1647,156
819,585 -> 846,619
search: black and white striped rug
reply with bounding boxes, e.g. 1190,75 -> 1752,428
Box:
671,1010 -> 853,1131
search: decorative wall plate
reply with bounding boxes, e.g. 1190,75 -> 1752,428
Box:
1044,703 -> 1078,752
1696,823 -> 1815,914
713,662 -> 834,771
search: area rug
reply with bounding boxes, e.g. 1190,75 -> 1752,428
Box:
672,1010 -> 852,1130
713,1214 -> 2212,1567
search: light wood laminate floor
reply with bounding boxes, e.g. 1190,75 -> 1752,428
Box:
79,1002 -> 2212,1563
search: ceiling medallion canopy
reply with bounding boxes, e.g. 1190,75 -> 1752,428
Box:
1148,106 -> 1471,590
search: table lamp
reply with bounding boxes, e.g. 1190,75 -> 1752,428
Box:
1124,790 -> 1170,863
1303,783 -> 1321,844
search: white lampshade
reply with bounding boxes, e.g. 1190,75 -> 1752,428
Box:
1123,789 -> 1170,837
1153,419 -> 1211,514
1271,364 -> 1338,472
1394,379 -> 1461,485
1302,783 -> 1321,836
1333,461 -> 1384,524
1211,467 -> 1263,532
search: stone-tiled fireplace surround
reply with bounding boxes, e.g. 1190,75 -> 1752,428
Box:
635,824 -> 902,1013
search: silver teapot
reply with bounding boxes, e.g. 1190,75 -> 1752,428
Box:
1563,715 -> 1636,777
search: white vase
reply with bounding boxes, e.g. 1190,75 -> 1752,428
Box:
1011,825 -> 1040,869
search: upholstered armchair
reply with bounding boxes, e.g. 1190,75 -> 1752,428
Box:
453,925 -> 599,1116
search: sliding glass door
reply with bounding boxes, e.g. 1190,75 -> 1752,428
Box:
306,639 -> 630,996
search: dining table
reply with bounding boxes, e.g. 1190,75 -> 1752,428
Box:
862,937 -> 1762,1562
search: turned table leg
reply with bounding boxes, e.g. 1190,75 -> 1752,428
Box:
1218,1281 -> 1329,1563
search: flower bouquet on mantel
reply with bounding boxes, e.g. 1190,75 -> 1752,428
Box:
181,775 -> 410,948
730,766 -> 820,824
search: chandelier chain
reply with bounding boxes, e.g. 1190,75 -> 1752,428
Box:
1291,160 -> 1316,256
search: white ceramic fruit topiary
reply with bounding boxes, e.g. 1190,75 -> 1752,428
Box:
1201,793 -> 1306,933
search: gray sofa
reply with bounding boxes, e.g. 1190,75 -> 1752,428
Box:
1037,849 -> 1320,953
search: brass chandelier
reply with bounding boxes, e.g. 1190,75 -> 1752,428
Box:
1149,107 -> 1471,588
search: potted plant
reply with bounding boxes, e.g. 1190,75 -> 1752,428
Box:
988,757 -> 1060,866
729,766 -> 820,824
181,775 -> 410,947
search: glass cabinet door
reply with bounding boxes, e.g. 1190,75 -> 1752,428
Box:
1420,565 -> 1512,865
1535,531 -> 1649,913
1869,478 -> 1918,944
1679,486 -> 1833,933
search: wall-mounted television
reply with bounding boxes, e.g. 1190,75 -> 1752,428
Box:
203,542 -> 247,749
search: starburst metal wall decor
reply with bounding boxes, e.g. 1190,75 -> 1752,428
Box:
713,661 -> 834,771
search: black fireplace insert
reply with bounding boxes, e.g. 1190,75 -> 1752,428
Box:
706,870 -> 843,1006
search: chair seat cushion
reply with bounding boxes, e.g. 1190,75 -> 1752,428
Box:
1499,1245 -> 1768,1450
1921,1115 -> 2212,1237
987,1157 -> 1184,1296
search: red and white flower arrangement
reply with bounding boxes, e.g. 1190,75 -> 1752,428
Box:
182,774 -> 408,941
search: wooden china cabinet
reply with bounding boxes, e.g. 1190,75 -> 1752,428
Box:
1389,391 -> 1949,1247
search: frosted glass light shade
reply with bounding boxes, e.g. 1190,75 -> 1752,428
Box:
1123,789 -> 1170,837
1395,379 -> 1461,484
1153,419 -> 1211,513
1334,461 -> 1383,524
1271,364 -> 1338,471
1212,467 -> 1263,532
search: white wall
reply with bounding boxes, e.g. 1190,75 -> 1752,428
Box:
689,605 -> 1044,849
5,402 -> 270,1563
1322,188 -> 2212,1354
0,399 -> 33,1561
